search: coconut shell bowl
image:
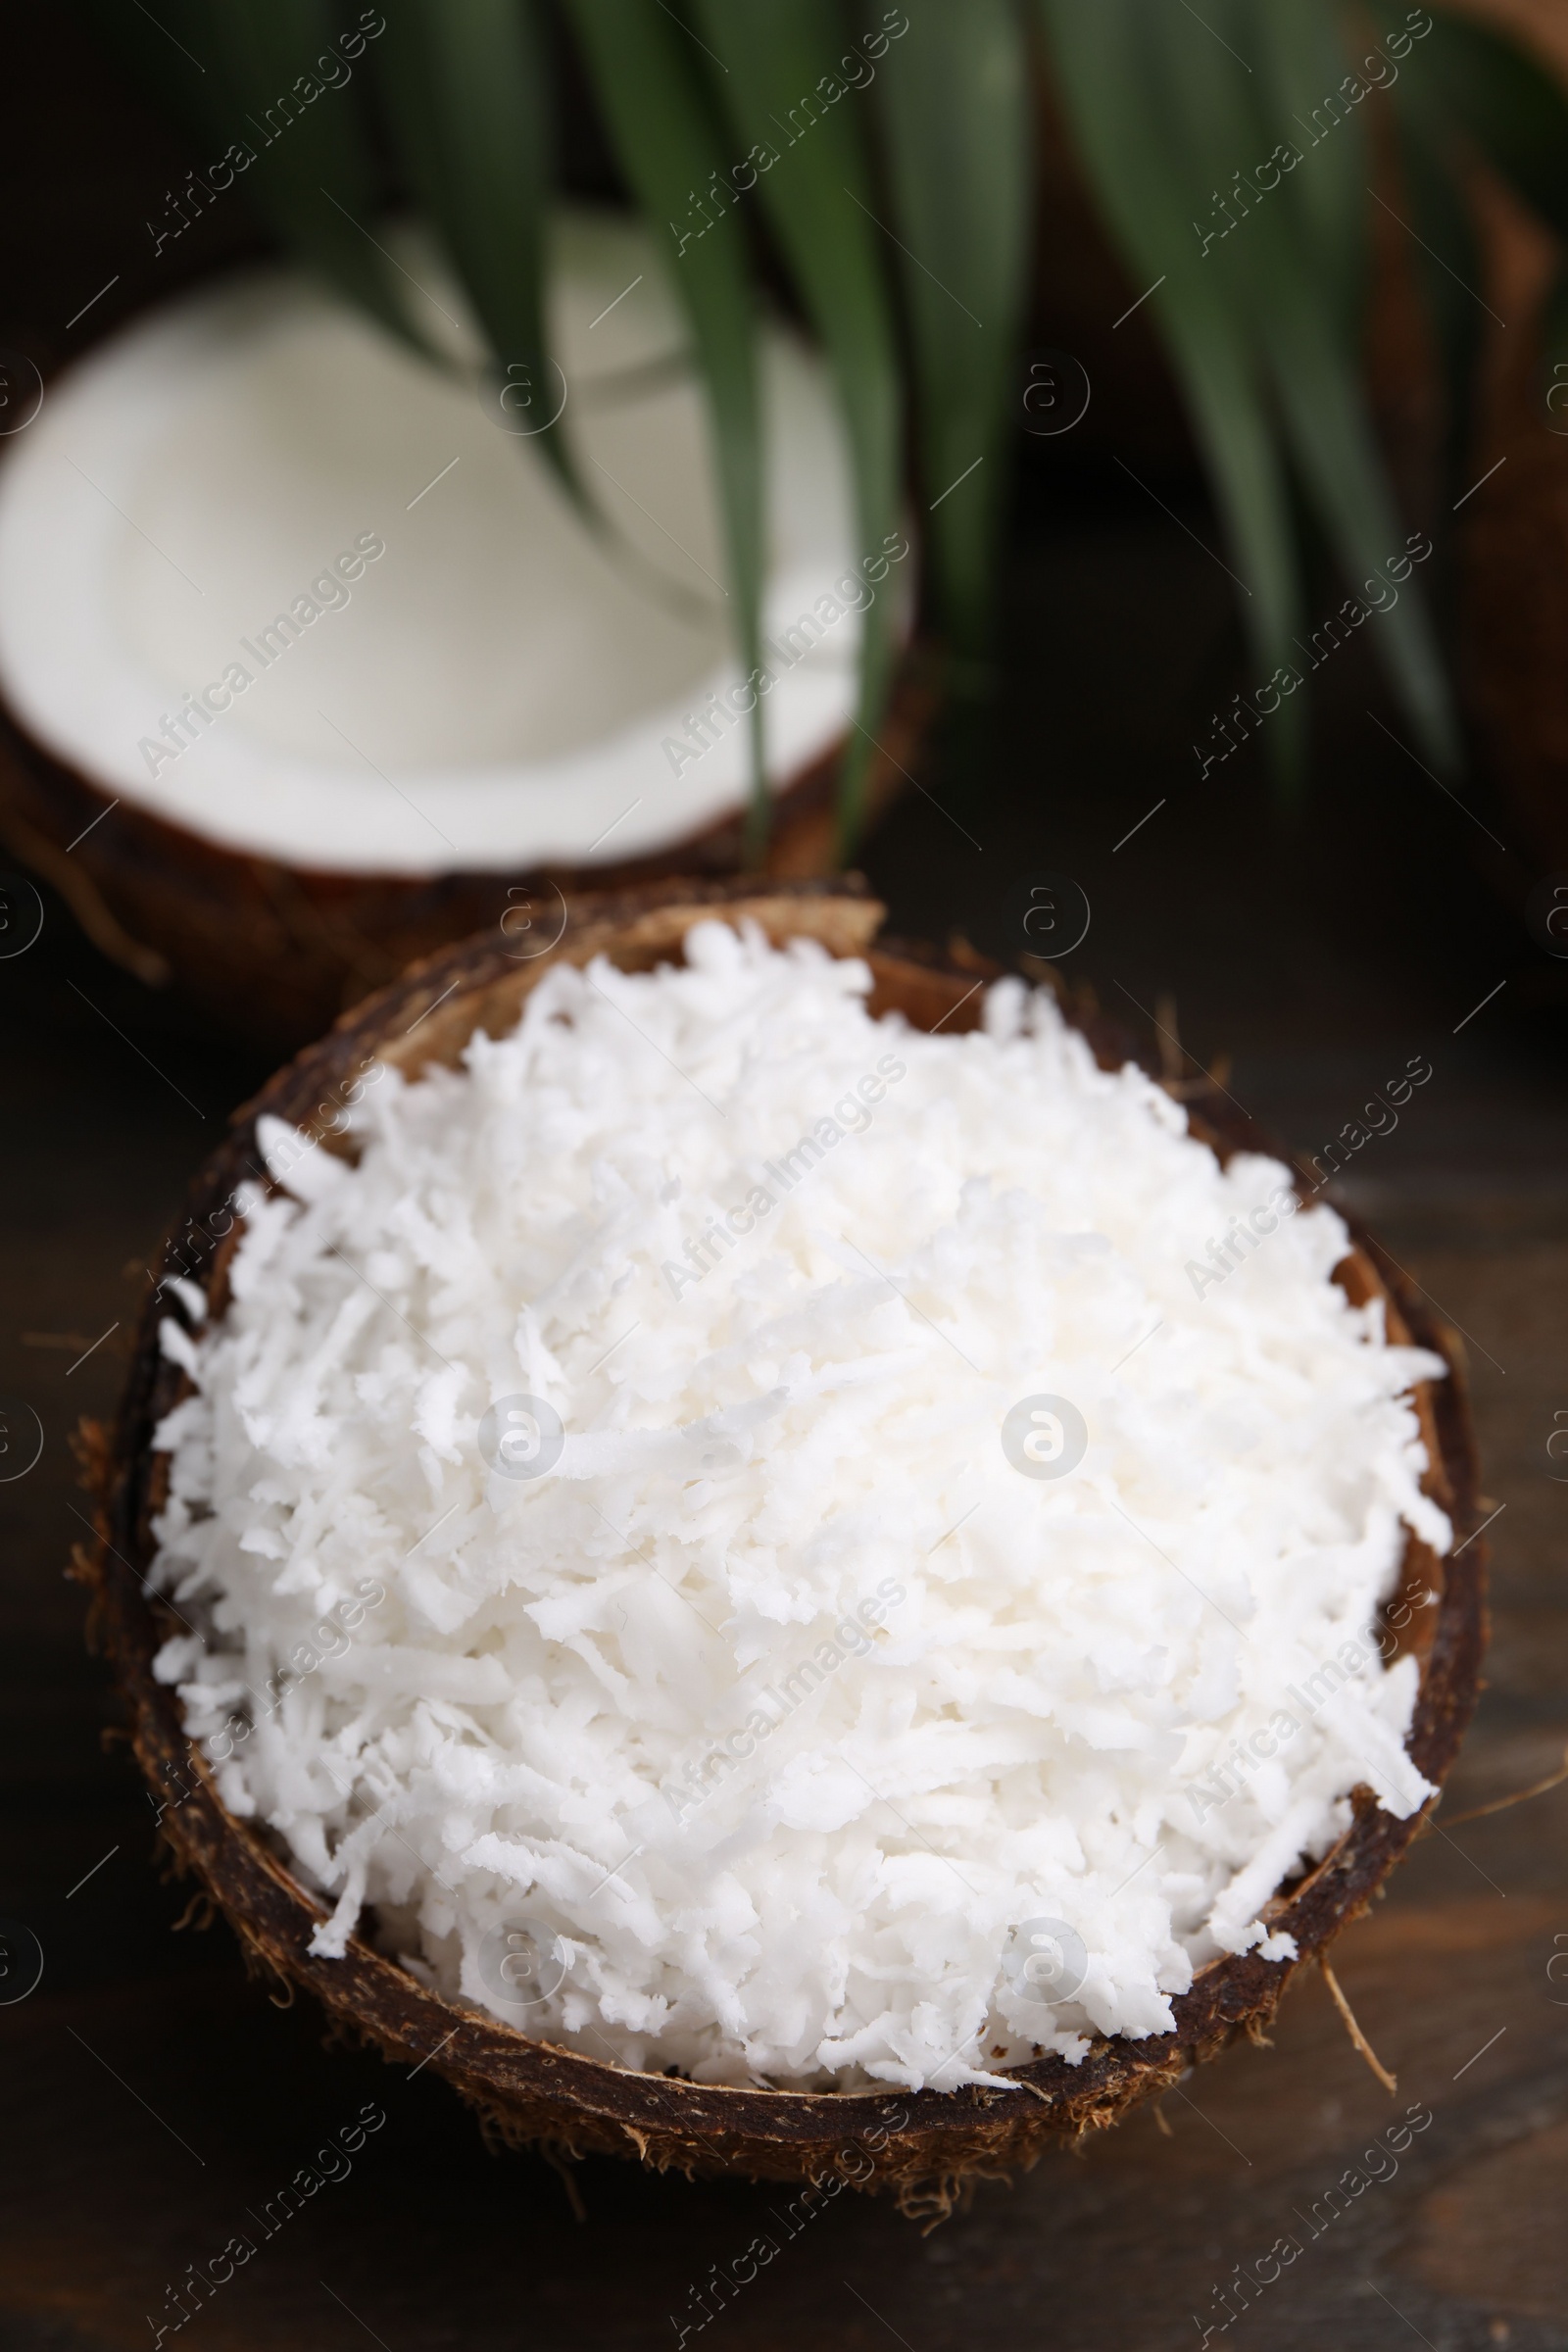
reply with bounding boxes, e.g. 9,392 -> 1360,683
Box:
75,874 -> 1488,2205
0,226 -> 934,1054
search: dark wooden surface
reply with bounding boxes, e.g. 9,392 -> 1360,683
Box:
4,7 -> 1568,2343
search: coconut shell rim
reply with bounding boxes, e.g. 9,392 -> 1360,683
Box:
76,873 -> 1488,2194
0,635 -> 942,1054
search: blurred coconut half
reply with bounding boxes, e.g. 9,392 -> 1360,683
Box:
0,210 -> 922,1046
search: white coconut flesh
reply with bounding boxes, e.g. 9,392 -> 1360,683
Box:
0,212 -> 879,875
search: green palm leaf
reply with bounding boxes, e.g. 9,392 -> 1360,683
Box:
73,0 -> 415,344
76,0 -> 1568,843
1042,0 -> 1457,783
687,0 -> 903,849
1165,0 -> 1454,770
1389,6 -> 1568,467
1257,11 -> 1454,764
203,2 -> 420,349
873,0 -> 1031,677
562,0 -> 767,850
1039,0 -> 1304,780
370,0 -> 579,501
1253,0 -> 1366,335
1418,8 -> 1568,239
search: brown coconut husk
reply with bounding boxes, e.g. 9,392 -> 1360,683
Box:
1455,157 -> 1568,882
74,875 -> 1488,2208
0,657 -> 939,1055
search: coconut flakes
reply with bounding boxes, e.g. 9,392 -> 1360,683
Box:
148,920 -> 1449,2090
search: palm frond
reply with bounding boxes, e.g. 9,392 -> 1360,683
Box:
371,0 -> 577,503
687,0 -> 903,848
1039,0 -> 1305,781
1416,7 -> 1568,239
1184,0 -> 1455,770
872,0 -> 1032,677
208,2 -> 423,349
1388,6 -> 1568,462
561,0 -> 767,849
1040,0 -> 1457,783
72,0 -> 1568,842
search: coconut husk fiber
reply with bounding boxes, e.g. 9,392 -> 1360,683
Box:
74,874 -> 1488,2209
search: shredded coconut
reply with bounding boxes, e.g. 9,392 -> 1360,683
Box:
148,920 -> 1449,2090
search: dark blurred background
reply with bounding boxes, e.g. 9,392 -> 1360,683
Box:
3,7 -> 1567,2349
